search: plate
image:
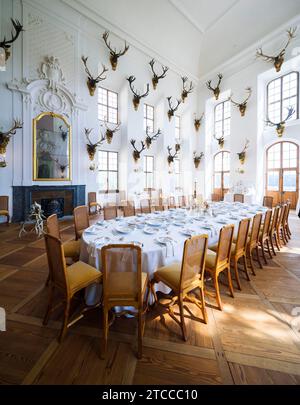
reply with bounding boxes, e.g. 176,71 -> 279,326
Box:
181,229 -> 194,236
173,221 -> 186,226
94,236 -> 111,245
115,217 -> 123,221
115,226 -> 132,234
146,220 -> 161,227
84,228 -> 97,235
144,227 -> 158,235
216,220 -> 228,224
96,221 -> 106,226
201,225 -> 211,230
155,236 -> 170,245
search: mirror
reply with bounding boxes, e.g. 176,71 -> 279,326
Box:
33,112 -> 71,181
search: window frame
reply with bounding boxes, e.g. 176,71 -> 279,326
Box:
143,103 -> 155,133
213,151 -> 230,194
98,150 -> 119,194
98,86 -> 118,125
266,71 -> 299,123
143,155 -> 154,189
214,100 -> 231,139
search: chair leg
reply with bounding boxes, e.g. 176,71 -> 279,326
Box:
261,241 -> 268,265
199,287 -> 207,324
275,231 -> 281,251
59,300 -> 71,342
6,215 -> 9,226
101,308 -> 109,359
137,309 -> 143,359
233,259 -> 242,290
178,294 -> 187,341
266,239 -> 273,260
227,267 -> 234,298
248,249 -> 256,276
43,286 -> 55,325
255,246 -> 263,269
150,280 -> 158,303
242,255 -> 251,281
213,273 -> 223,311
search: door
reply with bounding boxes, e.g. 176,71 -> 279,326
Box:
266,141 -> 299,209
214,151 -> 230,200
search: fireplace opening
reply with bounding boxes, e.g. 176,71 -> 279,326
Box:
41,198 -> 64,218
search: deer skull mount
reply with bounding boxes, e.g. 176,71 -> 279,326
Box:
130,139 -> 146,162
265,106 -> 295,137
214,133 -> 225,149
81,56 -> 108,96
102,31 -> 129,71
193,151 -> 204,169
0,19 -> 24,61
256,27 -> 297,72
229,87 -> 252,117
167,97 -> 181,121
181,77 -> 194,102
104,120 -> 121,144
0,119 -> 22,168
237,139 -> 250,164
145,127 -> 161,149
167,146 -> 178,166
194,113 -> 204,131
127,76 -> 150,111
149,59 -> 168,90
206,73 -> 223,100
85,128 -> 105,161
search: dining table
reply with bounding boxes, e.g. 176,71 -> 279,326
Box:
80,202 -> 268,305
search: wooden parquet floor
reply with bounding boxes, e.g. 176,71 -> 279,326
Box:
0,213 -> 300,385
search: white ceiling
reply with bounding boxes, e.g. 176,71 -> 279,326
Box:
67,0 -> 300,79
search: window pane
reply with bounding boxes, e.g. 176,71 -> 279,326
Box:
109,152 -> 118,171
283,170 -> 296,191
214,153 -> 222,171
223,173 -> 230,189
214,173 -> 221,188
98,87 -> 118,124
98,151 -> 107,170
267,171 -> 279,191
108,172 -> 117,190
98,172 -> 107,191
174,159 -> 180,174
223,152 -> 230,171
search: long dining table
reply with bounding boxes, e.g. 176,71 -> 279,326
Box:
80,202 -> 267,305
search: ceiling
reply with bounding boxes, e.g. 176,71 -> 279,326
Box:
66,0 -> 300,79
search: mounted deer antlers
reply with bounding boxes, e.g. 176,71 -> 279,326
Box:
194,113 -> 204,131
149,59 -> 168,90
237,139 -> 250,164
0,19 -> 24,61
256,27 -> 297,72
81,56 -> 108,96
181,77 -> 194,102
167,146 -> 178,165
265,106 -> 295,137
145,127 -> 161,149
229,87 -> 252,117
167,96 -> 181,121
103,120 -> 121,144
85,128 -> 105,161
130,139 -> 146,162
102,31 -> 129,71
193,151 -> 204,169
206,73 -> 223,100
213,133 -> 225,149
127,76 -> 150,111
0,119 -> 22,168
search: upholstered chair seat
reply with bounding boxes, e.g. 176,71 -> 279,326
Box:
66,261 -> 101,293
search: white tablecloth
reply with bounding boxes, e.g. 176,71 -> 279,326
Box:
80,203 -> 267,305
224,193 -> 255,204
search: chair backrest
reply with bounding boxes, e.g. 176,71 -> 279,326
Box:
0,196 -> 8,211
211,193 -> 221,202
104,206 -> 117,220
270,206 -> 280,234
178,196 -> 186,207
235,218 -> 251,253
249,213 -> 263,246
276,204 -> 286,230
140,199 -> 151,214
180,234 -> 208,290
168,196 -> 176,208
46,214 -> 61,239
216,224 -> 234,265
261,209 -> 272,239
44,233 -> 68,293
123,205 -> 135,217
73,205 -> 89,239
88,192 -> 97,204
284,200 -> 291,225
234,194 -> 244,203
263,196 -> 273,209
281,203 -> 289,226
101,244 -> 142,305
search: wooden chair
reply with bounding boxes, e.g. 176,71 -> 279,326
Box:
73,205 -> 89,240
168,196 -> 176,208
0,196 -> 9,225
259,209 -> 273,264
205,224 -> 235,310
275,204 -> 286,249
151,234 -> 208,341
178,196 -> 187,208
88,192 -> 101,214
140,199 -> 151,214
234,194 -> 244,203
269,206 -> 280,255
103,205 -> 117,220
43,233 -> 101,341
123,204 -> 135,217
247,213 -> 263,275
211,193 -> 221,202
263,196 -> 273,209
101,244 -> 149,359
284,200 -> 292,240
281,202 -> 291,244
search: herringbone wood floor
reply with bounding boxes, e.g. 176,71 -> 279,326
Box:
0,213 -> 300,385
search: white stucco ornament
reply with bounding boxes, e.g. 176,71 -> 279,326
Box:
39,56 -> 65,90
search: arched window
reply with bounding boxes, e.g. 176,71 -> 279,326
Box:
266,141 -> 299,208
214,100 -> 231,139
267,72 -> 298,123
214,151 -> 230,199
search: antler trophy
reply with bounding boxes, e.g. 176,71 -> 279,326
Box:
229,87 -> 252,117
0,18 -> 24,61
193,151 -> 204,169
194,113 -> 204,131
145,127 -> 161,149
213,133 -> 225,149
149,59 -> 168,90
181,76 -> 194,102
102,31 -> 129,71
103,120 -> 121,144
127,76 -> 150,111
265,106 -> 295,137
0,119 -> 22,167
130,139 -> 146,162
256,27 -> 297,72
237,139 -> 250,164
167,146 -> 178,166
206,73 -> 223,100
85,128 -> 105,162
167,96 -> 181,121
81,56 -> 108,96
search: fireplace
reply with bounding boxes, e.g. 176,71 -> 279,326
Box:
12,185 -> 85,222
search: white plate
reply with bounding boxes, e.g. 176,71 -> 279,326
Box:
144,227 -> 157,235
173,221 -> 186,226
94,236 -> 111,245
146,220 -> 161,227
181,229 -> 194,236
115,226 -> 132,234
155,236 -> 170,245
115,217 -> 123,221
84,228 -> 97,235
